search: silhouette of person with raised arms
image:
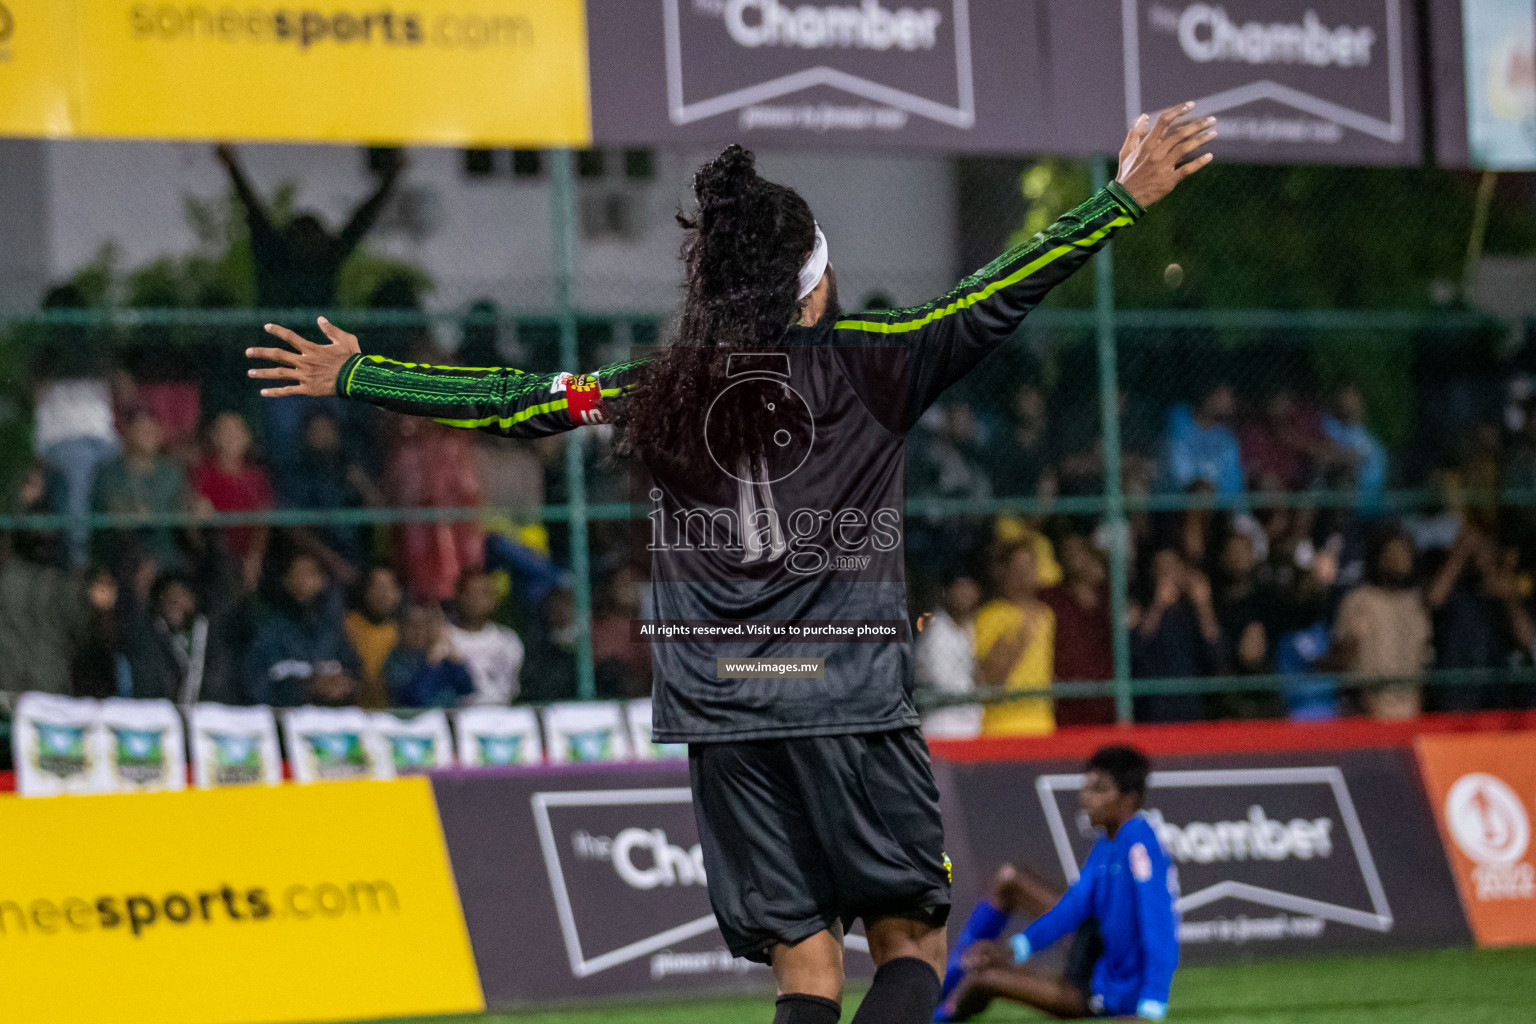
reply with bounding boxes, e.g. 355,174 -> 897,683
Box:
215,143 -> 404,310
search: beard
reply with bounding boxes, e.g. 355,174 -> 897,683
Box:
805,266 -> 842,325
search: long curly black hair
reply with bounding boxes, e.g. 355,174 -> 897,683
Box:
622,146 -> 822,486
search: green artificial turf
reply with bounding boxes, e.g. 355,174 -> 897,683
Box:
371,946 -> 1536,1024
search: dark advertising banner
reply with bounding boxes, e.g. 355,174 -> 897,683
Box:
586,0 -> 1053,151
1106,0 -> 1423,164
939,747 -> 1471,963
430,764 -> 872,1005
588,1 -> 1425,163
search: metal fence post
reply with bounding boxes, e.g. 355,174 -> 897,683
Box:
1092,155 -> 1134,723
550,148 -> 597,701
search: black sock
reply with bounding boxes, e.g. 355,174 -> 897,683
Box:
851,957 -> 942,1024
775,993 -> 842,1024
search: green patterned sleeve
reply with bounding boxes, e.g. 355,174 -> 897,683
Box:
831,182 -> 1142,430
335,354 -> 649,438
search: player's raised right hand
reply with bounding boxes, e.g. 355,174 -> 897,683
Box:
246,317 -> 360,397
1116,102 -> 1217,208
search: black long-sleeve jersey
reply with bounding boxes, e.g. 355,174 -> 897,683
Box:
336,183 -> 1143,742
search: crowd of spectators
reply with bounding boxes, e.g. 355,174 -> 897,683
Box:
7,154 -> 1536,731
0,144 -> 618,719
2,291 -> 604,714
8,352 -> 1536,735
912,378 -> 1536,735
0,372 -> 617,711
10,335 -> 1536,733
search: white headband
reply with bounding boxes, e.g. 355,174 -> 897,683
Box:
798,224 -> 830,301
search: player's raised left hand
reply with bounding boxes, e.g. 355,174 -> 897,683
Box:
246,317 -> 360,397
1116,102 -> 1217,208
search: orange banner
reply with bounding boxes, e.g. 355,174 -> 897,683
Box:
1416,732 -> 1536,946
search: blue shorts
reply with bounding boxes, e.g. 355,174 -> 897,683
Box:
1087,989 -> 1140,1018
1081,994 -> 1142,1019
1066,921 -> 1139,1018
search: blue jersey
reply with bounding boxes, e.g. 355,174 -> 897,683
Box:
1023,813 -> 1179,1014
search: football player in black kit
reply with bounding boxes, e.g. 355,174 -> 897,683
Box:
248,105 -> 1213,1024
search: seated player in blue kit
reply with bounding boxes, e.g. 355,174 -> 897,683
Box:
936,746 -> 1178,1021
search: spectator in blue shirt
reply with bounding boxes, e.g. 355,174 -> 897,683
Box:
937,746 -> 1179,1022
1164,384 -> 1243,497
244,552 -> 361,706
1321,384 -> 1386,498
385,604 -> 475,708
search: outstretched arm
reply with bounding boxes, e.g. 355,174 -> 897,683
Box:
337,153 -> 405,257
247,318 -> 645,439
1015,867 -> 1095,959
834,104 -> 1215,431
1130,825 -> 1179,1018
215,144 -> 279,250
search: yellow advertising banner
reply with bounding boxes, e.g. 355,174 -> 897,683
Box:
0,0 -> 590,145
0,1 -> 81,136
0,779 -> 485,1024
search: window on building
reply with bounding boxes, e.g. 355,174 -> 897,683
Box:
365,146 -> 405,176
577,149 -> 607,178
623,149 -> 656,181
462,148 -> 496,178
511,149 -> 544,179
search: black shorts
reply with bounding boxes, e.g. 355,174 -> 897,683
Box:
688,728 -> 952,963
1064,918 -> 1105,1005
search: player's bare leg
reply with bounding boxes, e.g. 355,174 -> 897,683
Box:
868,915 -> 947,977
852,916 -> 946,1023
939,862 -> 1055,1010
949,963 -> 1091,1021
771,927 -> 845,1023
991,862 -> 1062,918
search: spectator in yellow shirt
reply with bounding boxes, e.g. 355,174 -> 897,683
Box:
343,566 -> 403,708
994,515 -> 1064,588
974,541 -> 1056,736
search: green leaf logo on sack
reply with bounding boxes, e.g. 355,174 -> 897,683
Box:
389,734 -> 436,774
111,726 -> 167,785
476,734 -> 524,765
209,731 -> 263,786
304,731 -> 370,780
566,729 -> 614,763
33,722 -> 89,779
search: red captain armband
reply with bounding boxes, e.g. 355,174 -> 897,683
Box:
563,373 -> 606,426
